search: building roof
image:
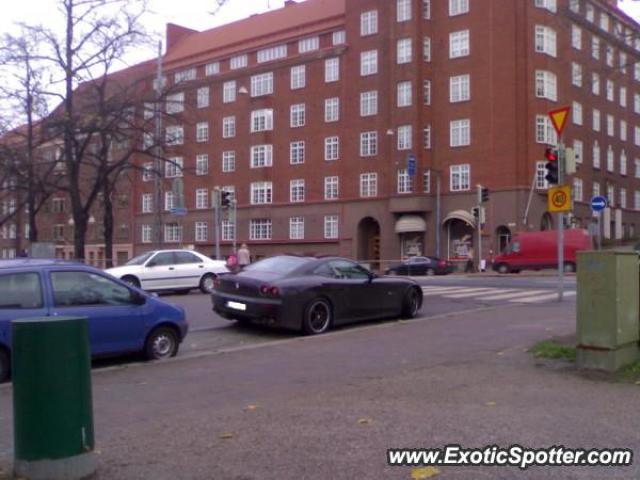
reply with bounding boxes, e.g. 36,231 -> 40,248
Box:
163,0 -> 345,70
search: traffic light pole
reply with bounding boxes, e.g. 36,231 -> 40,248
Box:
213,188 -> 221,260
476,185 -> 482,273
557,143 -> 565,302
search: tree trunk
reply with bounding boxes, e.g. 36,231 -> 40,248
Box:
103,182 -> 114,269
73,209 -> 87,262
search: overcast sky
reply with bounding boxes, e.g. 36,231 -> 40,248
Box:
1,0 -> 640,66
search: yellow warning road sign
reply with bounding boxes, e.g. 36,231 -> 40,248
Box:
548,185 -> 572,213
548,106 -> 571,136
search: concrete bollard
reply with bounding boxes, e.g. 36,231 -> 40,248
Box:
12,316 -> 96,480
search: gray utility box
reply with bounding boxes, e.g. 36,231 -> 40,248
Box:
576,251 -> 640,371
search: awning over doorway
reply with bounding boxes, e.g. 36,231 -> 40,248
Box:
442,209 -> 476,228
395,215 -> 427,233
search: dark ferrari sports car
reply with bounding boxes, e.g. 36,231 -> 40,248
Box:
385,256 -> 454,276
211,255 -> 423,335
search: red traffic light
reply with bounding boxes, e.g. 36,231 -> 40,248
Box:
544,147 -> 558,162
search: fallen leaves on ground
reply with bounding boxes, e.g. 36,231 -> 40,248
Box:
485,401 -> 497,407
219,432 -> 234,439
411,466 -> 441,478
357,417 -> 372,425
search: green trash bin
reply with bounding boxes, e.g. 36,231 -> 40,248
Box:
12,316 -> 96,480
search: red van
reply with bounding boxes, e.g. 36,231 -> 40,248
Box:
492,229 -> 592,274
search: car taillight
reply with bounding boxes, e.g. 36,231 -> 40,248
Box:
260,285 -> 270,295
269,286 -> 280,297
260,285 -> 280,297
438,260 -> 446,267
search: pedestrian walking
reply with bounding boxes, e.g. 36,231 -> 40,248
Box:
464,247 -> 474,273
226,253 -> 238,273
237,243 -> 251,270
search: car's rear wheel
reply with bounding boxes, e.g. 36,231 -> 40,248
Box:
121,275 -> 140,288
426,268 -> 435,276
303,298 -> 332,335
401,288 -> 421,319
144,327 -> 179,360
496,263 -> 510,274
0,348 -> 10,383
563,262 -> 576,273
199,273 -> 216,294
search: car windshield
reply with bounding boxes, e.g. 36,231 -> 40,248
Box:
244,256 -> 310,275
125,251 -> 155,266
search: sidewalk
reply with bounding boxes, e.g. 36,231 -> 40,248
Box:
0,301 -> 637,479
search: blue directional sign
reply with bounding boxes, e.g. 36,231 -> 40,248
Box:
591,196 -> 607,212
170,207 -> 188,216
407,154 -> 416,177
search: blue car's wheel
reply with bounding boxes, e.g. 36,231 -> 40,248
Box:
145,327 -> 179,360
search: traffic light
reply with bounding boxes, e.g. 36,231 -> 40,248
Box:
471,206 -> 480,219
220,190 -> 231,208
544,147 -> 559,184
481,187 -> 489,203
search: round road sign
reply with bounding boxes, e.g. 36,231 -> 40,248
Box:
591,195 -> 607,212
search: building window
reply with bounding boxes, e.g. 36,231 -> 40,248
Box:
290,179 -> 305,203
250,145 -> 273,168
593,182 -> 600,198
573,139 -> 583,164
141,225 -> 152,243
325,137 -> 340,161
222,116 -> 236,138
620,87 -> 627,107
535,70 -> 557,101
361,10 -> 378,36
397,169 -> 412,194
164,191 -> 175,211
607,145 -> 615,172
423,37 -> 431,62
298,37 -> 319,53
250,182 -> 273,205
571,24 -> 582,50
250,219 -> 272,240
534,25 -> 557,57
449,30 -> 470,58
166,92 -> 184,114
291,65 -> 306,90
195,189 -> 208,209
222,219 -> 235,241
251,72 -> 274,97
258,44 -> 287,62
536,161 -> 549,189
423,126 -> 431,149
165,125 -> 184,145
591,36 -> 600,60
360,91 -> 378,116
324,176 -> 339,200
205,62 -> 220,76
230,54 -> 248,70
621,150 -> 627,175
360,172 -> 378,197
290,104 -> 306,127
620,188 -> 627,209
572,178 -> 583,202
450,74 -> 470,102
324,215 -> 339,239
142,162 -> 153,182
289,217 -> 305,240
164,223 -> 182,243
223,80 -> 236,103
222,151 -> 236,172
593,141 -> 601,169
607,184 -> 615,207
535,115 -> 557,144
450,164 -> 470,191
397,125 -> 412,150
450,119 -> 470,147
325,58 -> 339,82
397,0 -> 411,22
449,0 -> 469,16
571,62 -> 582,87
197,87 -> 209,108
592,109 -> 601,132
361,50 -> 378,76
423,169 -> 431,193
397,38 -> 412,64
195,222 -> 208,242
572,102 -> 583,125
423,0 -> 431,19
621,120 -> 627,141
606,80 -> 615,102
196,122 -> 209,143
423,80 -> 431,105
196,154 -> 208,175
636,191 -> 640,210
332,30 -> 346,45
251,109 -> 274,132
141,194 -> 153,213
290,141 -> 305,165
397,81 -> 412,107
360,131 -> 378,156
165,157 -> 183,178
53,224 -> 65,241
325,97 -> 340,122
586,3 -> 594,22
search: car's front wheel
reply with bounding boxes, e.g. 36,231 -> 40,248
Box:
0,349 -> 9,383
496,263 -> 510,274
199,273 -> 216,294
144,327 -> 179,360
401,287 -> 421,319
426,268 -> 435,276
302,298 -> 332,335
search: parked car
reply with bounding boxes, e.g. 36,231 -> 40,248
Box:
0,259 -> 189,383
385,256 -> 454,276
106,249 -> 228,294
492,229 -> 592,274
211,255 -> 423,335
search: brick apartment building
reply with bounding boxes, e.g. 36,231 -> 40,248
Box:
3,0 -> 640,268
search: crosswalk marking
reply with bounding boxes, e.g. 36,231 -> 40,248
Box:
516,291 -> 576,303
420,285 -> 575,304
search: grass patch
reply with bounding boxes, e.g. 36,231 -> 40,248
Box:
618,361 -> 640,384
530,340 -> 576,361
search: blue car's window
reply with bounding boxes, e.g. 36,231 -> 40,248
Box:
0,273 -> 43,309
51,271 -> 135,307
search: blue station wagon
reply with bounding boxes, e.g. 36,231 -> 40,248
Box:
0,259 -> 189,382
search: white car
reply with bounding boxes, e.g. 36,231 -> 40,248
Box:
106,249 -> 229,294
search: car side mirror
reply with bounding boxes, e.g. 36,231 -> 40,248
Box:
146,261 -> 156,268
131,291 -> 147,305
